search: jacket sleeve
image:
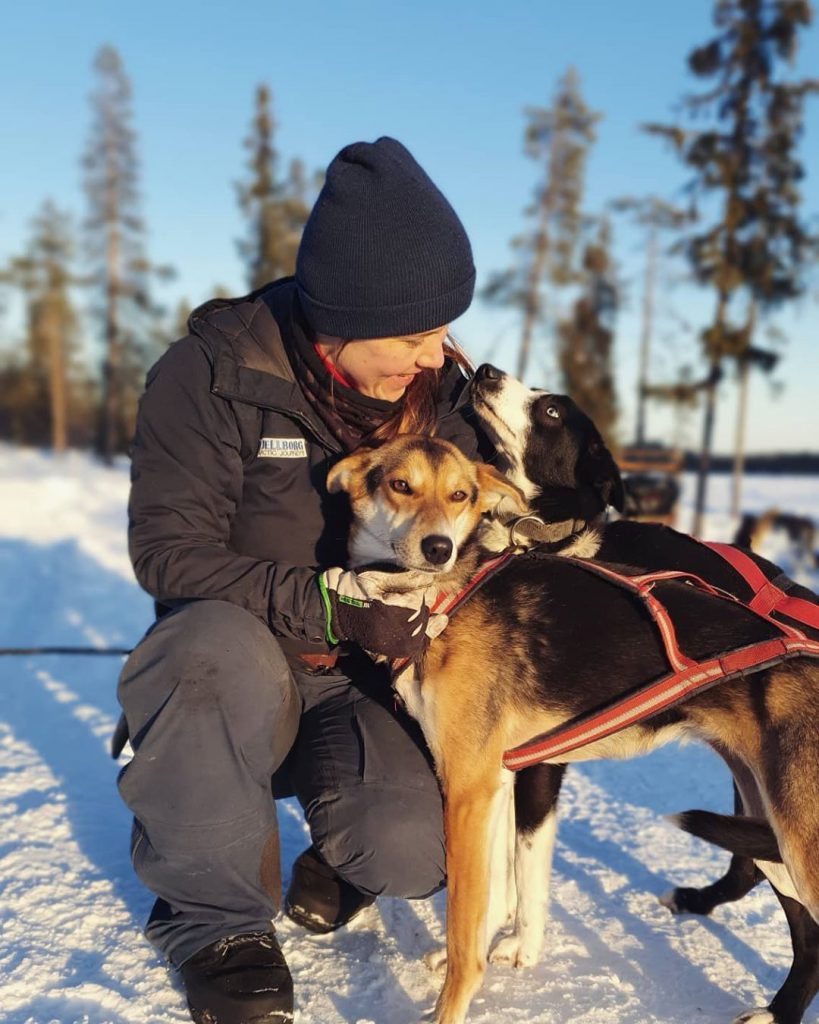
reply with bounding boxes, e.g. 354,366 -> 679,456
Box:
127,337 -> 327,646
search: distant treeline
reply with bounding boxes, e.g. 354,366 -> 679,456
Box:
683,452 -> 819,474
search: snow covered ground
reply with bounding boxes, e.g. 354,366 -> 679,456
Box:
1,442 -> 818,1024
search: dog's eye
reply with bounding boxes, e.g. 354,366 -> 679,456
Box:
546,406 -> 560,419
450,490 -> 468,502
390,479 -> 412,495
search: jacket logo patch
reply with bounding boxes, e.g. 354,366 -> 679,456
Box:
258,437 -> 308,459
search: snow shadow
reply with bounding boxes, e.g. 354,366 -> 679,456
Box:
0,537 -> 163,1017
0,539 -> 151,869
535,746 -> 801,1019
549,824 -> 771,1019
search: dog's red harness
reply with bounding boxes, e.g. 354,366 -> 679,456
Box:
390,551 -> 517,678
502,543 -> 819,771
705,542 -> 819,629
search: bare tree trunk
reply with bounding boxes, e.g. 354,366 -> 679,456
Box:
44,299 -> 68,452
518,211 -> 550,381
518,129 -> 560,382
731,300 -> 757,518
97,93 -> 122,465
692,294 -> 727,537
635,225 -> 657,445
692,371 -> 717,537
101,280 -> 119,462
517,295 -> 537,381
731,358 -> 750,518
100,215 -> 121,464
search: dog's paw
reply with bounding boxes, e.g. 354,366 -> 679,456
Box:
659,887 -> 713,916
659,888 -> 683,913
489,934 -> 540,968
731,1010 -> 775,1024
423,948 -> 448,975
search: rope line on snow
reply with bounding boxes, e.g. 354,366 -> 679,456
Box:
0,646 -> 132,656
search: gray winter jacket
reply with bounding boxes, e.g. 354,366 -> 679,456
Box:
127,278 -> 481,660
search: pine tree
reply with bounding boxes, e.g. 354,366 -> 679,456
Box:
483,69 -> 601,380
556,218 -> 619,445
646,0 -> 819,533
236,85 -> 316,289
83,45 -> 172,462
0,201 -> 88,449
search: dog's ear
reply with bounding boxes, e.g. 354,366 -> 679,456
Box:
326,450 -> 373,495
475,462 -> 528,514
582,440 -> 625,513
605,463 -> 626,512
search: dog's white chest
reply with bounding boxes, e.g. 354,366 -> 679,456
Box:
394,668 -> 442,763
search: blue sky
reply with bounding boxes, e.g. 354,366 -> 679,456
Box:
1,0 -> 818,453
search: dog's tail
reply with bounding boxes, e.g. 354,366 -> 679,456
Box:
668,810 -> 782,862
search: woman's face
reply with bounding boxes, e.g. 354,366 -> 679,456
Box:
317,325 -> 449,401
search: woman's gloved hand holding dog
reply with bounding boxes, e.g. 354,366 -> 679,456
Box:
318,567 -> 446,660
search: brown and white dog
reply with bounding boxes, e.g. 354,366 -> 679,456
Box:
327,398 -> 819,1024
735,509 -> 817,578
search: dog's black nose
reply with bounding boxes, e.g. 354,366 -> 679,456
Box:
474,363 -> 503,384
421,535 -> 453,565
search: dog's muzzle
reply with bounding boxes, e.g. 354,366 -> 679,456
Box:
473,363 -> 504,386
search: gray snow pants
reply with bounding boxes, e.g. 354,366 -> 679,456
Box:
117,599 -> 446,966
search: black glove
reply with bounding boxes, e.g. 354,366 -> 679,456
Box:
317,567 -> 433,661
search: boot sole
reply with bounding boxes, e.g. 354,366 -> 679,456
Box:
284,897 -> 374,935
188,1002 -> 294,1024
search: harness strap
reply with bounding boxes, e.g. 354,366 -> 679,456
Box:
390,551 -> 516,678
502,635 -> 819,770
704,541 -> 819,630
388,537 -> 819,770
538,556 -> 796,670
547,558 -> 702,672
502,550 -> 819,771
429,551 -> 517,619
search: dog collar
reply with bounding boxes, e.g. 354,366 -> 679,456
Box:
508,515 -> 586,548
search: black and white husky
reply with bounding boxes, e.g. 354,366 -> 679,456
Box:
466,362 -> 819,1024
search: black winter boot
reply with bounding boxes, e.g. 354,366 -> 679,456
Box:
181,931 -> 293,1024
285,845 -> 375,934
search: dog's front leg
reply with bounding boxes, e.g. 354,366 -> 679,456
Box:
492,763 -> 566,968
435,770 -> 501,1024
425,777 -> 514,982
483,771 -> 516,947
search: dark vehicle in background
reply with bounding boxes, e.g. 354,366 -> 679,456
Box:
618,444 -> 683,526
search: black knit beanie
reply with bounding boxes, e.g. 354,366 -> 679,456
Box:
295,137 -> 475,339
